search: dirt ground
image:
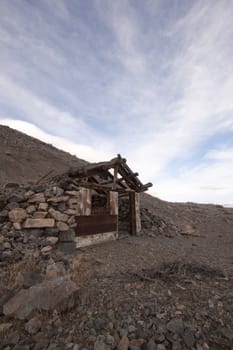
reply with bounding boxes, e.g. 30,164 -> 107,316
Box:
78,229 -> 233,277
1,188 -> 233,350
1,226 -> 232,350
68,230 -> 233,349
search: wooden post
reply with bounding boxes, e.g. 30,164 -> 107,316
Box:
129,191 -> 141,235
135,192 -> 141,233
113,165 -> 118,190
109,191 -> 118,215
109,191 -> 118,239
77,187 -> 92,216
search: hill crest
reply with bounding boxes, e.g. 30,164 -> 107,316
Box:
0,124 -> 87,187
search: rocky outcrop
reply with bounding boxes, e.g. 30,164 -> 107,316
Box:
3,276 -> 79,320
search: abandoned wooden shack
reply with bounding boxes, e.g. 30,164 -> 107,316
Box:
68,154 -> 152,248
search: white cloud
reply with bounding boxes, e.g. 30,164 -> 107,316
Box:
0,119 -> 112,162
205,148 -> 233,161
0,75 -> 80,133
154,156 -> 233,205
0,74 -> 116,156
129,1 -> 233,200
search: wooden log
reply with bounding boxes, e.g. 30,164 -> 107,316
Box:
118,172 -> 139,182
69,157 -> 123,178
140,182 -> 153,191
79,182 -> 114,191
113,165 -> 118,190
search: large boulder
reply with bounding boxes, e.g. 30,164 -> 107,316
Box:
3,276 -> 79,320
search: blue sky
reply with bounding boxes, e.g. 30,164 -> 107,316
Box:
0,0 -> 233,204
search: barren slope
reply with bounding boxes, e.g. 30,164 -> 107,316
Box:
0,125 -> 87,187
141,192 -> 233,237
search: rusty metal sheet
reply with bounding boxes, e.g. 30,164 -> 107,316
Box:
75,215 -> 117,236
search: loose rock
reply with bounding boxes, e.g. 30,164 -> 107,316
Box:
57,221 -> 69,231
25,316 -> 42,334
167,318 -> 184,335
118,336 -> 129,350
8,208 -> 27,223
0,322 -> 12,332
28,193 -> 46,203
49,208 -> 68,222
3,276 -> 79,319
94,340 -> 107,350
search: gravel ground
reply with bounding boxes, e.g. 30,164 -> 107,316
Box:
1,228 -> 232,350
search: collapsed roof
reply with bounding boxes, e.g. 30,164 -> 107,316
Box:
68,154 -> 152,193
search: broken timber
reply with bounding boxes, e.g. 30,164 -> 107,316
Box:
68,154 -> 152,193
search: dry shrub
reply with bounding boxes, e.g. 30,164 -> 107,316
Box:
1,258 -> 44,290
139,261 -> 225,283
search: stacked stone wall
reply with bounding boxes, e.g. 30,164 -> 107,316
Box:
0,180 -> 84,262
118,197 -> 130,233
0,179 -> 137,262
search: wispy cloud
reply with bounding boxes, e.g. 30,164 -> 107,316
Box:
205,148 -> 233,161
0,0 -> 232,203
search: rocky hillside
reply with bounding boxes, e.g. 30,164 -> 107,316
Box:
140,192 -> 233,237
0,125 -> 233,350
0,125 -> 87,188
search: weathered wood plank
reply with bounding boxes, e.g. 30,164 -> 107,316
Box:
78,188 -> 92,215
75,231 -> 118,248
113,165 -> 118,190
135,192 -> 141,233
109,191 -> 118,215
